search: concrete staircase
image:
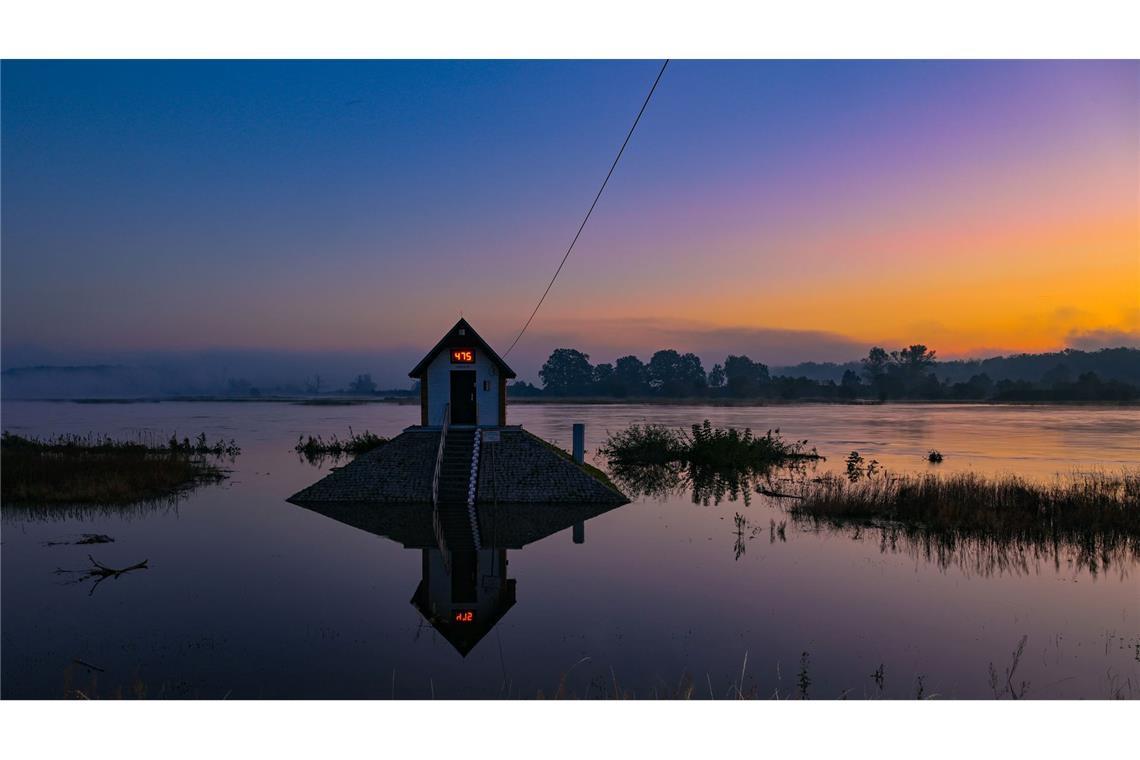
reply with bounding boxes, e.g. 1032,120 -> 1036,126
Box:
435,431 -> 479,550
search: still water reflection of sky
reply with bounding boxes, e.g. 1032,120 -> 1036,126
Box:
2,401 -> 1137,698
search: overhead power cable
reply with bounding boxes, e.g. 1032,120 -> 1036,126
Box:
502,59 -> 670,357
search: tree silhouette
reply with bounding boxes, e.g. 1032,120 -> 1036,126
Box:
614,355 -> 649,397
648,350 -> 707,396
540,349 -> 594,395
708,363 -> 725,389
348,373 -> 376,394
723,355 -> 769,397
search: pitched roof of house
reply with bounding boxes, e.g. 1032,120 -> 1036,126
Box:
410,579 -> 517,657
408,318 -> 516,379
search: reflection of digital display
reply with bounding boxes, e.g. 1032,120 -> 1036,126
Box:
454,610 -> 475,623
450,349 -> 475,364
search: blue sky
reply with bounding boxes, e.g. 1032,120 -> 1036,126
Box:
3,60 -> 1136,385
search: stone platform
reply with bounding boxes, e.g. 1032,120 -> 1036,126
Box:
287,427 -> 627,506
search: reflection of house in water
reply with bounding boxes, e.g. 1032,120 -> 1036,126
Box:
291,499 -> 626,656
289,319 -> 628,655
414,547 -> 514,656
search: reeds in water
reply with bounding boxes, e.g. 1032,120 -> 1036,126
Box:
294,429 -> 387,463
789,469 -> 1139,534
1,431 -> 234,506
786,469 -> 1140,575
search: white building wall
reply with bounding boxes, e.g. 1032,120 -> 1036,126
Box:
424,349 -> 502,426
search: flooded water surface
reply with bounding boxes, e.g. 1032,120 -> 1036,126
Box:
2,401 -> 1137,699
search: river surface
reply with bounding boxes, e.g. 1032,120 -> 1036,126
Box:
2,400 -> 1137,698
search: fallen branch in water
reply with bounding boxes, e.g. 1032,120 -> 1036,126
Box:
72,658 -> 105,673
56,554 -> 149,595
757,488 -> 803,500
87,554 -> 149,577
43,533 -> 115,547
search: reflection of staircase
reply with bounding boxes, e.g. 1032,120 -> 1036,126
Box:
436,431 -> 478,550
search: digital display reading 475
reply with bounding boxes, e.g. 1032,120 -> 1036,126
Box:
450,348 -> 475,364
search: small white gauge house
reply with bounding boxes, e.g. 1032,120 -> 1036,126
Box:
291,318 -> 626,507
408,318 -> 516,427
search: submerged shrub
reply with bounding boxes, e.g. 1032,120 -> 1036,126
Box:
601,420 -> 818,469
599,423 -> 685,465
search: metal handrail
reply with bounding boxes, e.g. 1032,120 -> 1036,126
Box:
467,429 -> 482,550
431,404 -> 451,570
431,403 -> 450,508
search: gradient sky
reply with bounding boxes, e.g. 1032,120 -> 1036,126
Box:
2,60 -> 1137,382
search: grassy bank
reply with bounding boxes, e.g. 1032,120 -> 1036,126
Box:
0,432 -> 236,505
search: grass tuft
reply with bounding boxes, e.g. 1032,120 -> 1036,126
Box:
786,469 -> 1140,573
1,431 -> 234,506
294,428 -> 387,463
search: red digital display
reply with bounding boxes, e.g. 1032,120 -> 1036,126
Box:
454,610 -> 475,623
450,349 -> 475,364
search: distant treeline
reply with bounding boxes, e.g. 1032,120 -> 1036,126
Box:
225,373 -> 415,397
508,346 -> 1140,402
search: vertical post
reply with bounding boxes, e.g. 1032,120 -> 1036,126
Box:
419,374 -> 428,426
498,375 -> 507,426
572,423 -> 585,465
572,521 -> 584,544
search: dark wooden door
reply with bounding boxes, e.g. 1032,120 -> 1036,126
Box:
450,370 -> 477,424
450,550 -> 478,603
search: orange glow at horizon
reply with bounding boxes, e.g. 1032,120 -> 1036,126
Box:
4,60 -> 1135,365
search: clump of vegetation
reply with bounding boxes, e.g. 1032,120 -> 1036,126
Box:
786,469 -> 1140,573
797,652 -> 812,699
790,469 -> 1139,532
602,422 -> 820,507
687,421 -> 817,468
927,449 -> 944,463
988,635 -> 1030,700
167,432 -> 241,456
598,423 -> 684,465
294,428 -> 387,463
601,420 -> 819,468
845,451 -> 880,481
1,431 -> 233,506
